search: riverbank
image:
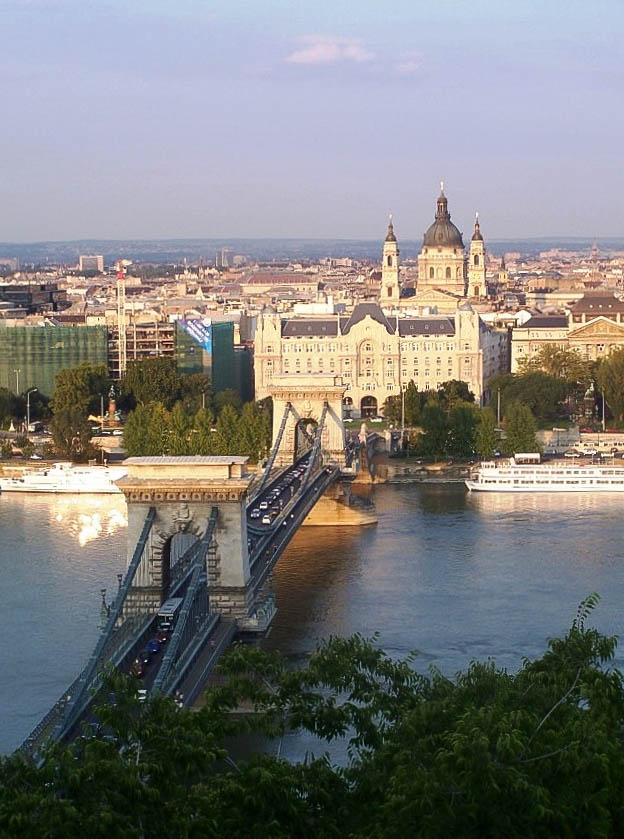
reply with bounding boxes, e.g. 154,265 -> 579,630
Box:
371,455 -> 471,483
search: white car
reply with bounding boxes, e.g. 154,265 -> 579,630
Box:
249,509 -> 261,519
261,515 -> 272,525
259,501 -> 269,510
564,450 -> 581,458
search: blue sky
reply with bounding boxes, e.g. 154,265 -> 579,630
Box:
2,0 -> 623,241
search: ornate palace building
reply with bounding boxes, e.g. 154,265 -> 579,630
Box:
511,290 -> 624,371
253,186 -> 507,417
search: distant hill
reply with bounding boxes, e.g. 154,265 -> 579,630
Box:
0,237 -> 622,265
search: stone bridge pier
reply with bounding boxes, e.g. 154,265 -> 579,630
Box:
269,374 -> 348,468
117,457 -> 257,622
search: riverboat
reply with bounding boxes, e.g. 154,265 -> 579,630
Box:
465,458 -> 624,492
0,463 -> 127,494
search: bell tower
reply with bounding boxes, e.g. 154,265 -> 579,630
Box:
468,213 -> 487,298
381,215 -> 400,304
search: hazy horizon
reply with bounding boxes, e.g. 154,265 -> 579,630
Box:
2,0 -> 623,241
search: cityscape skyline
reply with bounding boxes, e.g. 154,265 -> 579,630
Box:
3,0 -> 624,241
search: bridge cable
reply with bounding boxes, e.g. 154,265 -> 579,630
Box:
300,401 -> 328,492
55,506 -> 156,739
150,508 -> 219,696
254,401 -> 291,497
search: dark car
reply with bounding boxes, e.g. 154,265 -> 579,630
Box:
137,648 -> 151,665
156,631 -> 169,645
131,660 -> 145,678
147,638 -> 161,654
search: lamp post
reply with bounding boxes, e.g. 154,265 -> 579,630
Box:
26,388 -> 37,433
13,368 -> 20,396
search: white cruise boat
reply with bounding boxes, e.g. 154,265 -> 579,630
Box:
466,458 -> 624,492
0,463 -> 127,494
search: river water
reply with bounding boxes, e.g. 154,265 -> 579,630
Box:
2,484 -> 624,754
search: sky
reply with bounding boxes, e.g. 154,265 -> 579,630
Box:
2,0 -> 624,242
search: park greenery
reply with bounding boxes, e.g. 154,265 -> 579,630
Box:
2,596 -> 624,837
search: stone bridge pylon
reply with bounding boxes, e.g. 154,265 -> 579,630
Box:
117,457 -> 255,621
268,374 -> 347,468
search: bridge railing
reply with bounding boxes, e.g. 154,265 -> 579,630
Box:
54,506 -> 156,741
151,508 -> 218,696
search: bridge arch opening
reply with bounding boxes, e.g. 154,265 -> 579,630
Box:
160,531 -> 200,597
295,416 -> 317,459
360,395 -> 378,418
343,396 -> 353,419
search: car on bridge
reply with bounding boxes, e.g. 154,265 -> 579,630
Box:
261,514 -> 272,525
249,508 -> 261,519
259,501 -> 269,510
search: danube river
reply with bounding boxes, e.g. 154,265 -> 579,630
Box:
2,484 -> 624,754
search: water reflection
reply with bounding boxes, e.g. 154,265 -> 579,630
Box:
2,494 -> 127,547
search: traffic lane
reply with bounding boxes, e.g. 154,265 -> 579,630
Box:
247,459 -> 310,525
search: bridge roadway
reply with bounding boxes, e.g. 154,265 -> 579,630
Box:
22,454 -> 340,755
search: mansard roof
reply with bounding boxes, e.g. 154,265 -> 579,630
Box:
520,315 -> 568,329
281,319 -> 338,337
340,302 -> 395,335
398,318 -> 455,336
569,291 -> 624,313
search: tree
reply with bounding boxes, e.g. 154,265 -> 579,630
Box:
212,404 -> 241,454
415,399 -> 449,457
489,371 -> 568,421
122,404 -> 152,456
145,403 -> 170,455
446,402 -> 477,457
50,408 -> 96,461
504,401 -> 540,455
179,373 -> 213,415
190,406 -> 215,455
438,379 -> 475,410
168,402 -> 191,455
4,597 -> 624,838
238,401 -> 271,462
214,388 -> 242,414
51,363 -> 109,416
121,357 -> 181,409
475,407 -> 497,458
597,348 -> 624,422
0,387 -> 22,427
518,343 -> 594,391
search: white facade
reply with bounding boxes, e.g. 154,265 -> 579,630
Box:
254,302 -> 508,416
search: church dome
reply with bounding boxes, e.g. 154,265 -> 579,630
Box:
423,188 -> 464,248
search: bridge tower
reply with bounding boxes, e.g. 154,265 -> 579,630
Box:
117,456 -> 255,621
269,374 -> 347,468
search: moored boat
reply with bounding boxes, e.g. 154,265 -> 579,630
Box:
0,463 -> 127,494
466,457 -> 624,492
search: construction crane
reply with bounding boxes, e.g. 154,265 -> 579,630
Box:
115,260 -> 132,377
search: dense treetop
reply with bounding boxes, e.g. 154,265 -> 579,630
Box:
2,597 -> 623,838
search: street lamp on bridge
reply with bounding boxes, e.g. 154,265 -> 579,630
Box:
26,388 -> 38,433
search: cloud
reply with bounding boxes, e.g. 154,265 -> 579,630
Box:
286,36 -> 375,66
394,51 -> 422,75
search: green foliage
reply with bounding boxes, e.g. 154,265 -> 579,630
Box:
237,401 -> 271,462
215,388 -> 243,414
212,404 -> 241,455
0,439 -> 13,459
121,357 -> 181,410
191,406 -> 215,455
518,343 -> 595,392
384,381 -> 475,429
475,407 -> 498,458
144,402 -> 170,455
51,363 -> 109,416
50,408 -> 97,461
438,379 -> 475,409
504,401 -> 541,455
489,371 -> 568,421
168,402 -> 191,455
179,373 -> 213,415
6,599 -> 624,837
597,348 -> 624,421
416,398 -> 449,457
446,401 -> 477,457
122,403 -> 152,456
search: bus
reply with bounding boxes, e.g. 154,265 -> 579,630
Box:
157,597 -> 184,632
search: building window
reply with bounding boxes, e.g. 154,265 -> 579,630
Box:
387,358 -> 393,365
445,267 -> 451,279
364,343 -> 372,352
266,346 -> 273,353
429,267 -> 434,279
474,254 -> 479,266
387,255 -> 392,266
